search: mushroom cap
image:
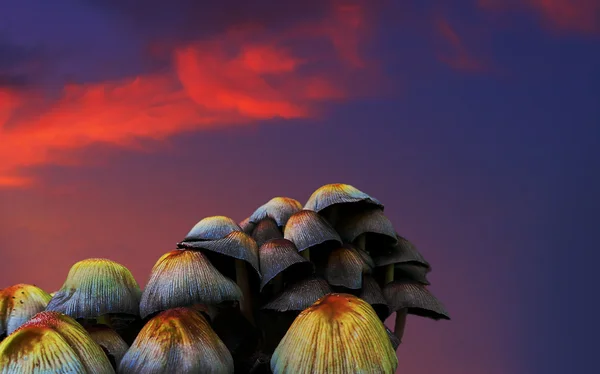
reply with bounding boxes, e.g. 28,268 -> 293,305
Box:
46,258 -> 142,319
139,250 -> 242,319
325,245 -> 372,289
383,280 -> 450,320
118,307 -> 234,374
283,210 -> 341,252
304,183 -> 383,212
335,207 -> 398,246
249,197 -> 303,227
179,230 -> 260,277
373,234 -> 430,268
86,325 -> 129,368
270,293 -> 397,374
0,284 -> 52,336
394,263 -> 430,285
0,311 -> 114,373
258,239 -> 314,291
182,216 -> 240,242
262,277 -> 332,312
238,217 -> 255,235
252,218 -> 284,248
359,276 -> 389,320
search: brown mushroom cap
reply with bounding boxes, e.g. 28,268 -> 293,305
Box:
139,250 -> 242,319
325,245 -> 372,289
182,216 -> 241,242
372,234 -> 430,268
283,210 -> 341,253
258,239 -> 314,291
359,276 -> 389,320
86,325 -> 129,368
238,217 -> 255,235
304,183 -> 383,212
252,218 -> 284,248
118,307 -> 234,374
46,259 -> 141,320
262,276 -> 332,312
383,280 -> 450,320
249,197 -> 303,227
394,263 -> 431,285
335,207 -> 398,247
271,293 -> 397,374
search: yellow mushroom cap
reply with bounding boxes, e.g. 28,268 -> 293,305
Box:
46,258 -> 142,319
118,307 -> 233,374
0,311 -> 114,373
271,293 -> 397,374
0,284 -> 52,336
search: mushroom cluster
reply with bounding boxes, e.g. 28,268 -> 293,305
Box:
0,183 -> 449,374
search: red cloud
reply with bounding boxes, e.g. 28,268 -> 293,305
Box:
479,0 -> 600,33
0,1 -> 375,187
435,17 -> 487,72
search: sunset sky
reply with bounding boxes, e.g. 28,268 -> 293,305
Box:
1,0 -> 598,373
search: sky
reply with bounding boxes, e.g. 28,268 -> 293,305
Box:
0,0 -> 599,373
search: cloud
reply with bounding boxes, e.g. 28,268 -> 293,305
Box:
478,0 -> 600,34
0,0 -> 377,187
435,17 -> 487,72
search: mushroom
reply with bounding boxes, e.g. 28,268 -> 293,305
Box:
239,216 -> 255,235
46,258 -> 142,329
249,197 -> 302,228
359,275 -> 389,321
325,244 -> 372,289
86,324 -> 129,369
139,249 -> 242,319
0,284 -> 51,337
304,183 -> 383,227
177,216 -> 260,325
251,218 -> 284,248
258,239 -> 314,294
283,210 -> 341,262
271,293 -> 397,374
383,279 -> 450,343
0,311 -> 114,373
118,307 -> 233,374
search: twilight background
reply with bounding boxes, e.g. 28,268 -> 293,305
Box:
0,0 -> 598,373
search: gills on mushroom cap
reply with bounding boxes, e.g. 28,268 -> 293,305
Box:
271,293 -> 397,374
0,311 -> 115,374
118,307 -> 234,374
0,284 -> 51,336
46,258 -> 141,320
258,239 -> 314,291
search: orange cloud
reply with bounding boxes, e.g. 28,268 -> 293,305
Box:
435,17 -> 487,72
0,1 -> 375,188
478,0 -> 600,33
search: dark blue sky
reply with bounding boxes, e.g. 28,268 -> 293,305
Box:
1,1 -> 599,373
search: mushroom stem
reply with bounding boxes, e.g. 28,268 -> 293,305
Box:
96,314 -> 113,329
301,249 -> 310,261
384,264 -> 394,284
393,309 -> 408,342
235,259 -> 254,325
355,234 -> 366,251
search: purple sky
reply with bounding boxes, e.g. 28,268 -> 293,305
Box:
1,1 -> 599,373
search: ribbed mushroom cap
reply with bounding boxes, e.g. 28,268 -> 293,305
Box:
383,280 -> 450,320
238,217 -> 255,235
118,307 -> 234,374
179,230 -> 260,277
0,284 -> 51,336
46,259 -> 141,320
325,245 -> 372,289
182,216 -> 240,242
304,183 -> 383,212
262,277 -> 332,312
359,276 -> 389,320
259,239 -> 314,291
252,218 -> 284,248
139,250 -> 242,319
86,325 -> 129,368
335,207 -> 398,247
271,293 -> 397,374
249,197 -> 303,227
394,263 -> 430,285
372,234 -> 430,268
386,326 -> 401,351
0,311 -> 114,373
283,210 -> 341,253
